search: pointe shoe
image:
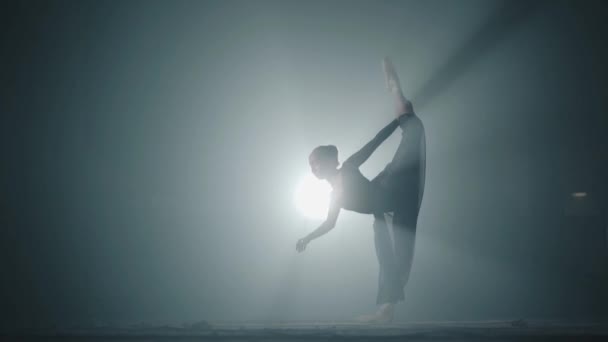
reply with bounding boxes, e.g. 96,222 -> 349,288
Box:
383,57 -> 402,94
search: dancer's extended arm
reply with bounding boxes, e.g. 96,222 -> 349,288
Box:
343,119 -> 400,168
296,199 -> 340,252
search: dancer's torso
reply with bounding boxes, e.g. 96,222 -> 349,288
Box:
332,164 -> 391,214
331,115 -> 426,214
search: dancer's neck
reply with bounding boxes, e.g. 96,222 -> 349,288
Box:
327,169 -> 340,187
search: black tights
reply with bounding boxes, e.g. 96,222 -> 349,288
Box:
370,113 -> 424,305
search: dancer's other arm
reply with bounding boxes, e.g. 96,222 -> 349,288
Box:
296,199 -> 340,252
343,119 -> 400,168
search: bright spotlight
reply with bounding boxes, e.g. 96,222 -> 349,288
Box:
294,174 -> 332,220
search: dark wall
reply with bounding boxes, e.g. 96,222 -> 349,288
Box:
1,0 -> 607,329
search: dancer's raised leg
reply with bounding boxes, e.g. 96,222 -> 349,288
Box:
392,203 -> 419,287
382,57 -> 426,296
382,57 -> 425,199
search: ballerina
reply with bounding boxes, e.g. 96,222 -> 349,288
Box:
296,57 -> 426,323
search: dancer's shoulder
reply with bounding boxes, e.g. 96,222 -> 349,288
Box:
340,160 -> 359,171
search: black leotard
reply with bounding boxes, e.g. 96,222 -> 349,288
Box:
328,114 -> 425,217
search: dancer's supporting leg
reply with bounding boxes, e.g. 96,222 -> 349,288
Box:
356,173 -> 402,324
372,212 -> 404,305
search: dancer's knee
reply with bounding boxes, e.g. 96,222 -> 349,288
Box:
392,209 -> 419,231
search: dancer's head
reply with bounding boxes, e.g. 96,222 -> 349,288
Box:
309,145 -> 339,180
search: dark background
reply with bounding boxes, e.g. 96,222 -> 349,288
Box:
1,0 -> 607,330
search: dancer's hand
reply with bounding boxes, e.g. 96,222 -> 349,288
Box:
296,237 -> 309,253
